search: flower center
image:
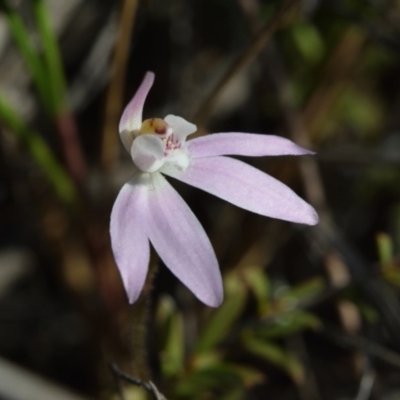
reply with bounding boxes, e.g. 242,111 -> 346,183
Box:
132,116 -> 191,173
139,118 -> 169,137
138,117 -> 183,154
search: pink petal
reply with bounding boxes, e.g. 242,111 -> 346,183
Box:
131,134 -> 165,172
110,176 -> 151,303
119,72 -> 155,152
146,173 -> 223,307
187,133 -> 314,158
162,156 -> 318,225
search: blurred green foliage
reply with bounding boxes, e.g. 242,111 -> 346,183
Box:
0,92 -> 76,202
0,0 -> 75,203
155,271 -> 324,398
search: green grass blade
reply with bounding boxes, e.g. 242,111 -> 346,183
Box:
33,0 -> 68,112
243,337 -> 305,384
0,92 -> 76,203
0,0 -> 53,114
195,274 -> 247,353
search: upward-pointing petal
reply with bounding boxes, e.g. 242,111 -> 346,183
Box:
119,72 -> 155,152
110,174 -> 151,303
162,156 -> 318,225
146,173 -> 223,307
188,133 -> 314,158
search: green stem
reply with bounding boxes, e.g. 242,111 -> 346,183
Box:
33,0 -> 67,112
0,0 -> 53,114
0,92 -> 76,203
33,0 -> 87,184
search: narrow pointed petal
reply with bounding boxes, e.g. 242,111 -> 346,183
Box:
162,156 -> 318,225
188,133 -> 314,158
164,115 -> 197,142
110,175 -> 151,303
131,134 -> 165,172
119,72 -> 155,152
146,173 -> 223,307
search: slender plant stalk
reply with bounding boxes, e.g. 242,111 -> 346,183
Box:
1,0 -> 87,185
101,0 -> 139,170
0,0 -> 53,113
33,0 -> 87,184
54,112 -> 87,186
0,92 -> 76,203
129,293 -> 152,381
33,0 -> 67,112
192,0 -> 299,127
128,251 -> 159,381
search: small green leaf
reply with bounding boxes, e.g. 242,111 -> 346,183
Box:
382,268 -> 400,289
191,352 -> 222,370
376,232 -> 393,268
222,363 -> 265,388
162,311 -> 185,377
275,278 -> 325,310
195,273 -> 247,353
243,337 -> 305,384
155,295 -> 175,341
257,310 -> 322,339
155,296 -> 185,377
175,362 -> 260,399
175,365 -> 242,398
337,88 -> 384,137
291,22 -> 325,63
243,267 -> 270,316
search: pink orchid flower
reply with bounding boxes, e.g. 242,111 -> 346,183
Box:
110,72 -> 318,307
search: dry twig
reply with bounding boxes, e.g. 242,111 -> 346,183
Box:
102,0 -> 139,170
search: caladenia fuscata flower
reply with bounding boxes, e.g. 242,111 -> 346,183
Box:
110,71 -> 318,307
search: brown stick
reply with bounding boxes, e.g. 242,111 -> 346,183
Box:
56,111 -> 87,186
192,0 -> 299,128
101,0 -> 139,170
